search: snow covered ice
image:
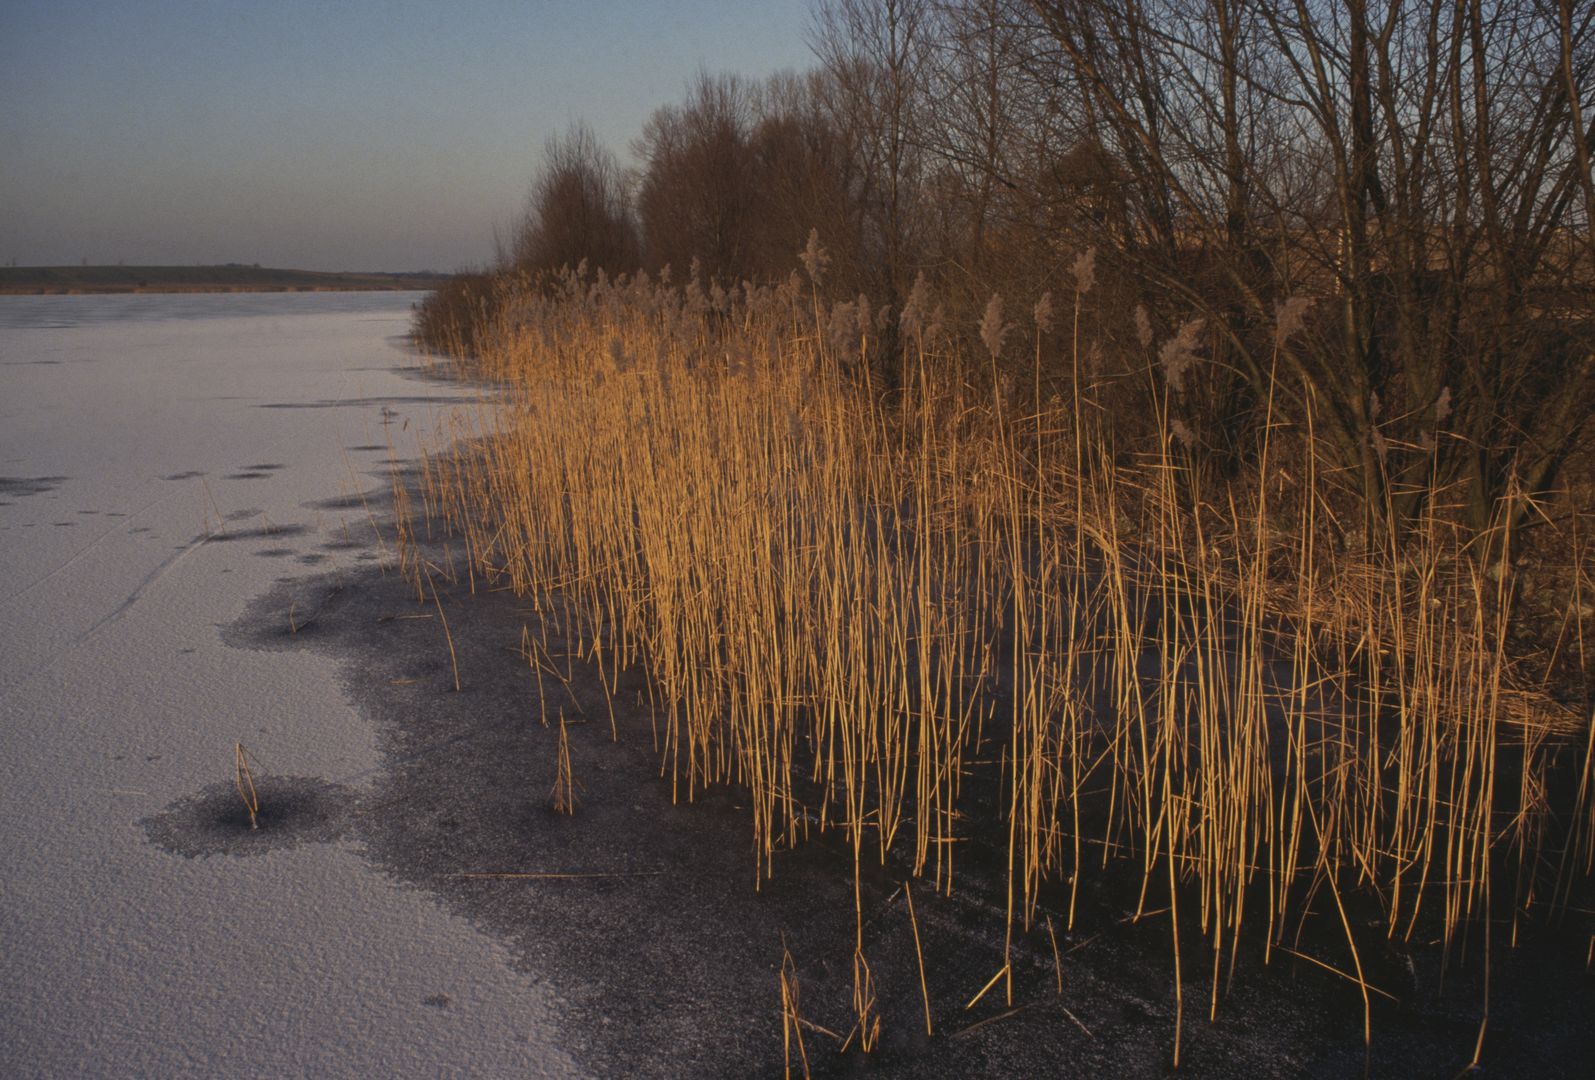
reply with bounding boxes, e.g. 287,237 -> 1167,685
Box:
0,293 -> 576,1079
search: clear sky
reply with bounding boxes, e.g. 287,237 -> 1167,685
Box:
1,1 -> 816,272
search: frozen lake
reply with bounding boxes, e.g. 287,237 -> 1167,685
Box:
9,293 -> 1590,1080
0,292 -> 575,1078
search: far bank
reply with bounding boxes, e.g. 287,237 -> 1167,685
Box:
0,264 -> 450,295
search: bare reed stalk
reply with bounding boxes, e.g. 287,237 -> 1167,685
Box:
234,742 -> 260,830
552,715 -> 578,814
779,941 -> 812,1080
423,563 -> 462,692
905,880 -> 933,1036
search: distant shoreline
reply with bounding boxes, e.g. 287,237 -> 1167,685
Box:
0,265 -> 450,296
0,285 -> 437,295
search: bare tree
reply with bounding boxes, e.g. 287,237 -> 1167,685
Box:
634,71 -> 757,282
511,123 -> 638,275
812,0 -> 933,311
484,2 -> 1592,547
746,70 -> 870,284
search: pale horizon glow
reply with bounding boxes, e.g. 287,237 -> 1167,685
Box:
1,1 -> 815,273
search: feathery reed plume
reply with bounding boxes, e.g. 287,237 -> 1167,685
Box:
827,301 -> 860,367
1273,294 -> 1313,348
979,294 -> 1009,360
1169,417 -> 1197,449
799,229 -> 830,286
1156,318 -> 1204,393
1033,292 -> 1055,335
1070,247 -> 1096,295
1133,304 -> 1154,348
900,272 -> 930,338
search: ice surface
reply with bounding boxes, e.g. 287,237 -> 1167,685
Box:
0,293 -> 576,1079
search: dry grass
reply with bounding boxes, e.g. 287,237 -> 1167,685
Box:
234,742 -> 260,831
403,266 -> 1594,1063
551,715 -> 579,814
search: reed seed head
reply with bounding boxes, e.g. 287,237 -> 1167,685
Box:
1071,247 -> 1096,295
979,293 -> 1009,360
1157,317 -> 1204,393
1273,294 -> 1313,349
1033,291 -> 1055,335
900,272 -> 929,338
799,228 -> 830,285
1133,304 -> 1153,348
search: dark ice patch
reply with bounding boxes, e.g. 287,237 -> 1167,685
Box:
0,475 -> 67,497
304,493 -> 371,511
258,395 -> 461,410
203,523 -> 311,543
230,580 -> 354,643
142,776 -> 355,858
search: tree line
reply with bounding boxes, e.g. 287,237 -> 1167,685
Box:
467,0 -> 1595,545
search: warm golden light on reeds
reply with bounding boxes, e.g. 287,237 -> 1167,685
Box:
406,264 -> 1592,1064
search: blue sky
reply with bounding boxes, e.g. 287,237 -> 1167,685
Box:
0,1 -> 816,271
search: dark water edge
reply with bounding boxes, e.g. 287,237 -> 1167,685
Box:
187,464 -> 1594,1079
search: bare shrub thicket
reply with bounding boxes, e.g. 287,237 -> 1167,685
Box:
1018,0 -> 1595,544
506,122 -> 638,275
421,0 -> 1594,553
